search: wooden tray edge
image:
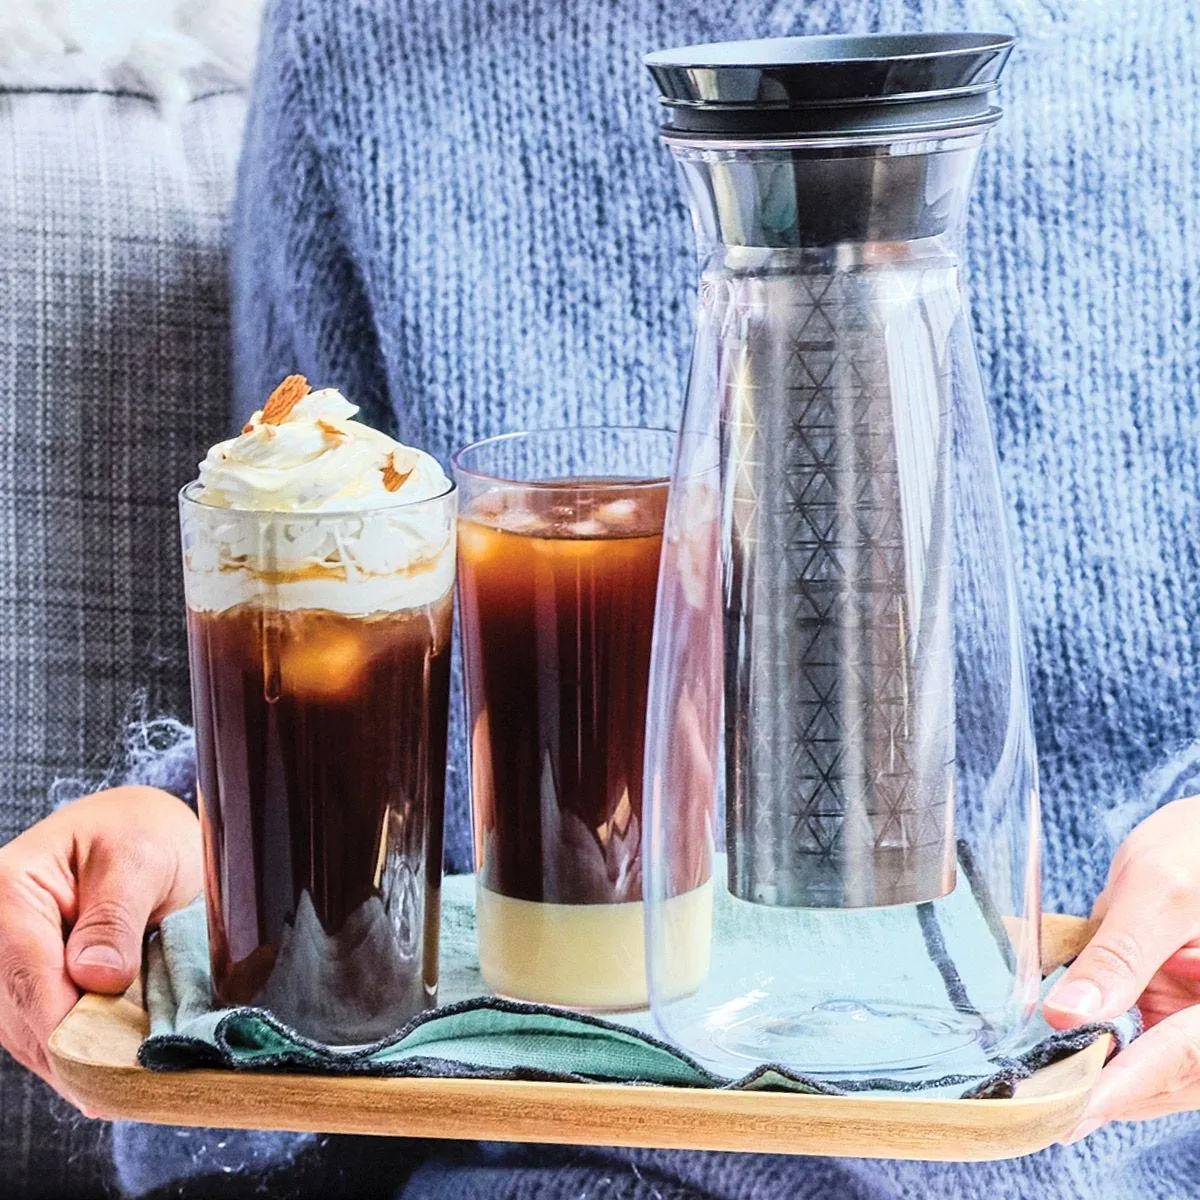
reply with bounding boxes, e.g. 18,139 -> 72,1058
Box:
47,913 -> 1107,1161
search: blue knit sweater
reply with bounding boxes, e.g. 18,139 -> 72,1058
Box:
116,0 -> 1200,1195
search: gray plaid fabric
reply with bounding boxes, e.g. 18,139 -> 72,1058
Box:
0,87 -> 244,1198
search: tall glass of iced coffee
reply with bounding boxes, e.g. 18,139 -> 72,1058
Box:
454,428 -> 713,1010
180,376 -> 455,1044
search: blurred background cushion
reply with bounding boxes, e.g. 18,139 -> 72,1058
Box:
0,82 -> 244,1197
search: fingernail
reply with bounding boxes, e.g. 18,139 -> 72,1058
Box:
73,945 -> 125,971
1062,1117 -> 1103,1145
1047,980 -> 1103,1018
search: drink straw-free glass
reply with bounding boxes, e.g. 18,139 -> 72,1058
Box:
454,428 -> 712,1009
180,484 -> 456,1044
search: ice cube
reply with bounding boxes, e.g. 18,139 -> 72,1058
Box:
591,497 -> 642,532
565,519 -> 606,538
495,507 -> 546,536
456,520 -> 494,562
281,628 -> 369,700
469,492 -> 506,522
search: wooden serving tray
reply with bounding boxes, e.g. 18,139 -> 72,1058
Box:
49,914 -> 1104,1162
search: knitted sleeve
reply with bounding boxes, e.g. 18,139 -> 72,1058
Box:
1099,738 -> 1200,852
230,0 -> 391,432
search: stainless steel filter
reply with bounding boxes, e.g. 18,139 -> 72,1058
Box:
718,247 -> 958,907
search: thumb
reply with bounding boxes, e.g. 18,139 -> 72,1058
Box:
1044,860 -> 1194,1027
64,837 -> 169,995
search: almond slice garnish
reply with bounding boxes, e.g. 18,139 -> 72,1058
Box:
317,419 -> 346,443
381,450 -> 415,493
260,374 -> 311,425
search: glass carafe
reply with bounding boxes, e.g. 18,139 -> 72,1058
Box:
642,34 -> 1042,1080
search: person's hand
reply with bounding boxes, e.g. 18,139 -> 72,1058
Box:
1044,794 -> 1200,1139
0,787 -> 202,1100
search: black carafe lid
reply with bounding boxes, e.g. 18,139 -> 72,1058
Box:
646,33 -> 1013,139
647,33 -> 1014,244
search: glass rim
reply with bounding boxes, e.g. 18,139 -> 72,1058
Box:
450,426 -> 676,490
177,477 -> 457,519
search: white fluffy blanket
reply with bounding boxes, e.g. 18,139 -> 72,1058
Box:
0,0 -> 263,105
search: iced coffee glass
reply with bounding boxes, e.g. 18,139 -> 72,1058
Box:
180,476 -> 455,1044
454,428 -> 712,1010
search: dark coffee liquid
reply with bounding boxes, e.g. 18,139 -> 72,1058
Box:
188,595 -> 452,1043
458,482 -> 708,906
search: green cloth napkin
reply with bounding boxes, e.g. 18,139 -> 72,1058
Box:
139,871 -> 1135,1099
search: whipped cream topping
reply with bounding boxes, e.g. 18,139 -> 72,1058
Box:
197,382 -> 450,512
183,378 -> 454,615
